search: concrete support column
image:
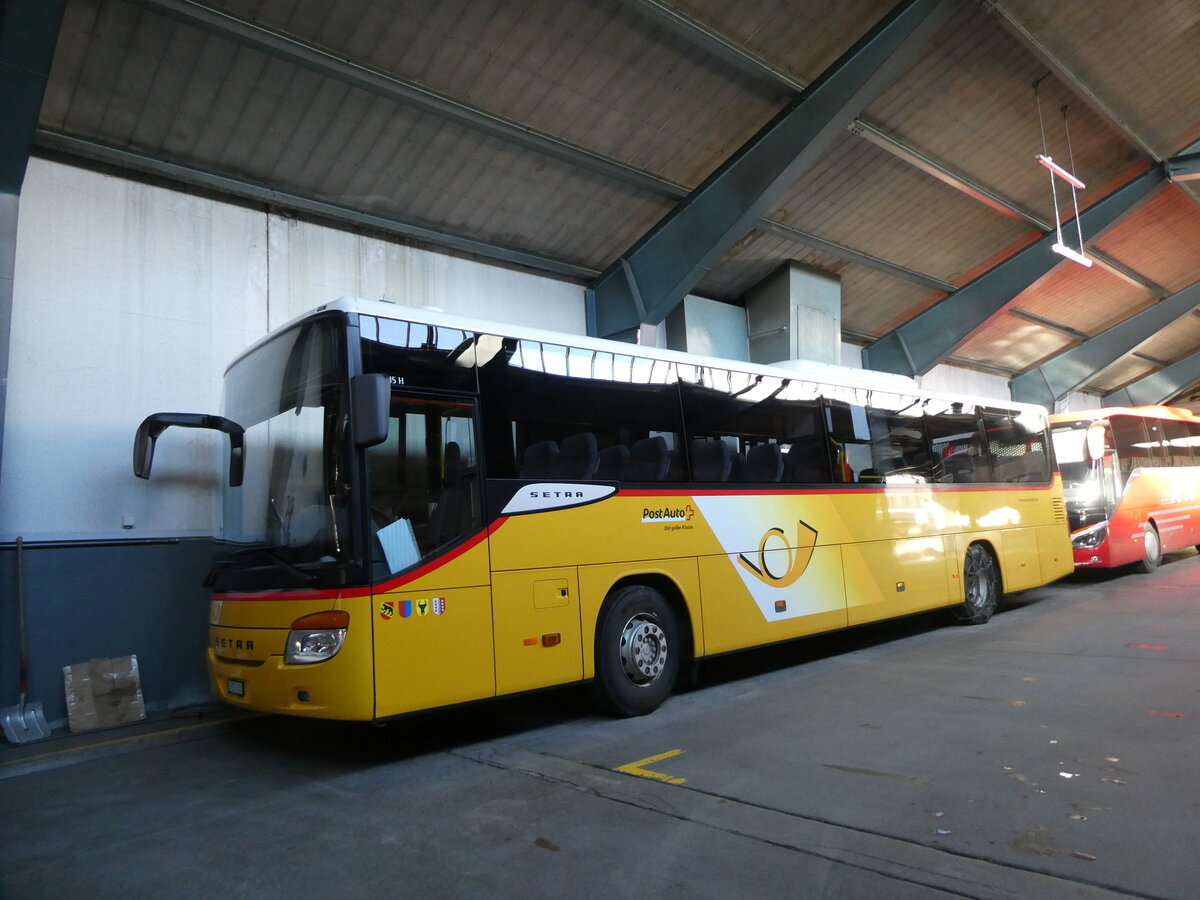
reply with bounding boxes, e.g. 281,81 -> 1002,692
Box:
744,262 -> 841,366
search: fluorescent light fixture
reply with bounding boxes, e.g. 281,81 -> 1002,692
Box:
1037,155 -> 1086,190
1052,242 -> 1093,267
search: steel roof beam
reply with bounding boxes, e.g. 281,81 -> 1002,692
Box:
588,0 -> 949,337
36,129 -> 599,280
1103,350 -> 1200,407
1010,276 -> 1200,408
1007,308 -> 1091,341
1167,151 -> 1200,183
1,0 -> 66,484
864,166 -> 1165,378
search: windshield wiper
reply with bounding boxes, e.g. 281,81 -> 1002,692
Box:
206,545 -> 318,588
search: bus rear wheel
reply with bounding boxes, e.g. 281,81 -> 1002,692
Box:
592,585 -> 680,717
953,543 -> 999,625
1138,524 -> 1162,573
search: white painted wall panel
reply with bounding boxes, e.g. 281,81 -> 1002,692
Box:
266,215 -> 583,333
1,159 -> 584,540
2,159 -> 267,540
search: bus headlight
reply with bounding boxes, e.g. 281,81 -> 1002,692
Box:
1071,522 -> 1108,550
286,611 -> 349,664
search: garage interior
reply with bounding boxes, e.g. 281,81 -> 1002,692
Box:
3,1 -> 1200,896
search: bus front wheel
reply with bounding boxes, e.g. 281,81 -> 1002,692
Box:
1138,524 -> 1162,573
592,585 -> 680,717
953,544 -> 999,625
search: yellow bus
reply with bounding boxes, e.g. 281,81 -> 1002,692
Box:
134,298 -> 1073,720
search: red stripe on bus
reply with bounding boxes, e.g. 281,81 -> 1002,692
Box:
617,483 -> 1057,498
374,523 -> 500,593
218,587 -> 368,603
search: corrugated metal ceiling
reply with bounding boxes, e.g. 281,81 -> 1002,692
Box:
34,0 -> 1200,404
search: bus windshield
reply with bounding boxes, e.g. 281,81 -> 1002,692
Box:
216,316 -> 353,590
1050,420 -> 1119,530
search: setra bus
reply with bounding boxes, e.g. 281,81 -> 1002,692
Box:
1049,406 -> 1200,572
134,298 -> 1073,720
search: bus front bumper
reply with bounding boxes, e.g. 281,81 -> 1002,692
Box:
208,641 -> 375,721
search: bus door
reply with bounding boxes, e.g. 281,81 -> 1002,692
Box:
366,392 -> 496,716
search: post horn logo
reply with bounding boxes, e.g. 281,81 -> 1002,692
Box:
737,520 -> 818,588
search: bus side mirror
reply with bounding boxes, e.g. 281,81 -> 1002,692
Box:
352,374 -> 389,448
134,413 -> 246,486
1086,423 -> 1107,461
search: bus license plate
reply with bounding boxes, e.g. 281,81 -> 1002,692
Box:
227,679 -> 245,697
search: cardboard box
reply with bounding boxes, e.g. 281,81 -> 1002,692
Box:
63,655 -> 146,733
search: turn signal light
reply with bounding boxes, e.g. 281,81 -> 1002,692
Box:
291,610 -> 350,629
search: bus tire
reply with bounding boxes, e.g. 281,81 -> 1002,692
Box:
953,543 -> 999,625
1138,523 -> 1162,573
591,585 -> 680,717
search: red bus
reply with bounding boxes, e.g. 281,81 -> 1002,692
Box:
1049,406 -> 1200,571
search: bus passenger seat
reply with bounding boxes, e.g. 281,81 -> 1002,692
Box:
521,440 -> 559,479
627,436 -> 669,481
595,444 -> 629,481
943,453 -> 976,483
784,441 -> 831,483
729,452 -> 746,482
690,439 -> 732,482
555,432 -> 599,480
745,443 -> 784,483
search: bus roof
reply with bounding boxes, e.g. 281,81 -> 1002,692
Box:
236,296 -> 1049,417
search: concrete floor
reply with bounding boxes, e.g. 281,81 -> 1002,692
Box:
3,552 -> 1199,899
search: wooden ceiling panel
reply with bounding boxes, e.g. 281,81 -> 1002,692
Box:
1009,261 -> 1157,336
1091,186 -> 1200,294
770,132 -> 1032,286
1085,356 -> 1159,395
1134,314 -> 1200,366
953,315 -> 1077,372
998,0 -> 1200,156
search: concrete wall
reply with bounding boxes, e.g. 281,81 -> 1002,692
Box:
0,157 -> 584,725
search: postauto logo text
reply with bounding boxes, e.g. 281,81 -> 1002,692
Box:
642,504 -> 694,523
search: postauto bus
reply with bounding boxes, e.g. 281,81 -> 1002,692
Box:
1050,406 -> 1200,571
135,298 -> 1073,720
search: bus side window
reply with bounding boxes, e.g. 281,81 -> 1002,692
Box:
926,408 -> 990,483
1144,418 -> 1170,465
679,373 -> 825,485
984,411 -> 1050,483
479,337 -> 685,484
824,401 -> 871,483
1161,418 -> 1192,467
866,408 -> 931,484
1189,421 -> 1200,463
1109,415 -> 1155,481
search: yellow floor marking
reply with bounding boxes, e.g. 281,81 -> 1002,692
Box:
614,749 -> 686,784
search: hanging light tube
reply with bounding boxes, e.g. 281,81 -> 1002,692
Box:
1051,242 -> 1093,268
1037,154 -> 1086,190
